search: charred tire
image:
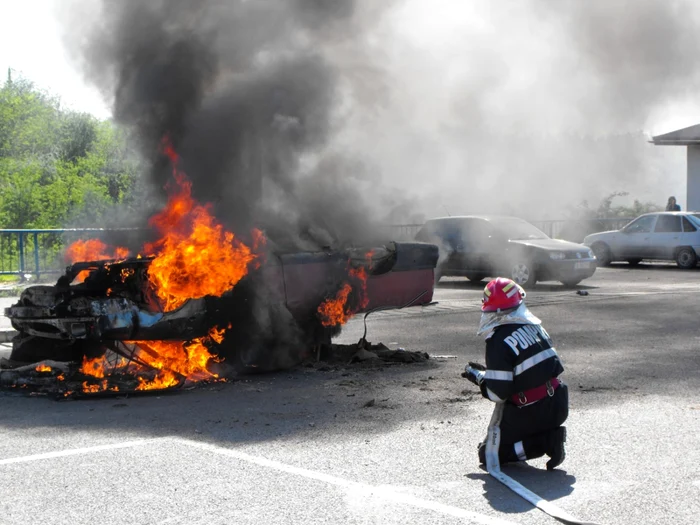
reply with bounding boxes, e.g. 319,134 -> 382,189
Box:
675,247 -> 697,269
591,242 -> 612,266
509,261 -> 537,288
465,272 -> 487,282
561,279 -> 582,288
9,334 -> 87,363
627,259 -> 642,266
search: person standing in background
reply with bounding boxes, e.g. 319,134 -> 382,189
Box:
666,196 -> 681,211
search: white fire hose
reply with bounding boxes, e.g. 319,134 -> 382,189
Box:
485,404 -> 602,525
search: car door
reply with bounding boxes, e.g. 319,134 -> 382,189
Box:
649,214 -> 682,259
617,215 -> 657,258
463,219 -> 496,272
680,215 -> 700,252
434,219 -> 470,272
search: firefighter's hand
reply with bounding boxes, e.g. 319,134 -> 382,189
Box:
461,364 -> 485,386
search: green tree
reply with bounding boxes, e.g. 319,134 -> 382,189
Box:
0,72 -> 142,230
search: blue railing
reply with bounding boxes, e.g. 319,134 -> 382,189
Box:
0,229 -> 137,277
1,218 -> 637,277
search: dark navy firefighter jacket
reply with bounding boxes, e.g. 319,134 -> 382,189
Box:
479,323 -> 564,404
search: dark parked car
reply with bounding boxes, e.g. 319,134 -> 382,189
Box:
415,216 -> 597,287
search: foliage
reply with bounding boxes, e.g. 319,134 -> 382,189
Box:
0,74 -> 142,229
558,192 -> 664,242
0,72 -> 142,273
572,191 -> 662,221
593,191 -> 662,218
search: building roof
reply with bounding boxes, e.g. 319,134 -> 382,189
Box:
651,123 -> 700,145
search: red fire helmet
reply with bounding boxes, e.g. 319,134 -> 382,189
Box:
481,277 -> 526,312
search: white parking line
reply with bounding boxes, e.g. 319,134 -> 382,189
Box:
0,438 -> 165,465
174,438 -> 521,525
0,437 -> 521,525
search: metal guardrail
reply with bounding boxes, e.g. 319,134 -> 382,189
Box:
0,218 -> 636,276
530,217 -> 634,241
0,228 -> 138,277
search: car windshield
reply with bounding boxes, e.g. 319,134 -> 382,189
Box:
489,218 -> 549,240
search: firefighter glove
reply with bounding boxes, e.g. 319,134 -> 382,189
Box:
462,364 -> 485,386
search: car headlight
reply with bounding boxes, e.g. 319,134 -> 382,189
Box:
586,249 -> 594,259
549,252 -> 566,260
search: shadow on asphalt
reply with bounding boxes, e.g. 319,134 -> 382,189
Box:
0,361 -> 461,446
466,464 -> 576,514
607,262 -> 699,272
2,269 -> 700,451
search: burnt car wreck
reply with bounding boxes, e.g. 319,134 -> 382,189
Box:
2,241 -> 438,396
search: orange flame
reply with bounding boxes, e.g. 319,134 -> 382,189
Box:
125,325 -> 226,391
64,239 -> 130,282
82,380 -> 109,393
35,364 -> 52,373
318,283 -> 353,326
350,265 -> 370,311
142,140 -> 262,312
317,264 -> 370,327
80,356 -> 107,378
62,138 -> 261,391
208,326 -> 226,344
136,370 -> 179,391
64,239 -> 129,264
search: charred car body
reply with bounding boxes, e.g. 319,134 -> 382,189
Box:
5,242 -> 438,371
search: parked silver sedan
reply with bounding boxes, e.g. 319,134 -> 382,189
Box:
583,212 -> 700,268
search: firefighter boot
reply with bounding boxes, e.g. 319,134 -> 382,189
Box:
478,441 -> 486,466
545,426 -> 566,471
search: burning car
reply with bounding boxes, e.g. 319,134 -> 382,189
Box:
5,241 -> 438,371
1,139 -> 438,396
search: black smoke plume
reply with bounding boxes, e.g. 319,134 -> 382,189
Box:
60,0 -> 398,369
64,0 -> 394,251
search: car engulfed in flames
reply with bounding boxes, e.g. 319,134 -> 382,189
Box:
1,138 -> 438,397
4,241 -> 438,396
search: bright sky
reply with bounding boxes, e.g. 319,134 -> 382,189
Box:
2,0 -> 698,136
0,0 -> 110,118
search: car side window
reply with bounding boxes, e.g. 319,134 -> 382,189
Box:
468,220 -> 494,247
682,217 -> 697,232
455,220 -> 477,249
624,215 -> 656,234
654,215 -> 682,233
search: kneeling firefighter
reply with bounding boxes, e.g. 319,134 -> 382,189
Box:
462,277 -> 568,470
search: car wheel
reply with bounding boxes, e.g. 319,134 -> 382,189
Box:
9,334 -> 90,363
675,247 -> 697,269
561,279 -> 582,288
591,242 -> 612,266
627,259 -> 642,266
465,272 -> 487,282
510,261 -> 537,288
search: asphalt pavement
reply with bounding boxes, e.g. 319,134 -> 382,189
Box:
1,264 -> 699,525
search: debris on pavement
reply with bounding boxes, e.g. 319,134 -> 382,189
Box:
311,339 -> 430,369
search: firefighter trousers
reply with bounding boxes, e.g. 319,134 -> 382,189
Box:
487,383 -> 569,464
